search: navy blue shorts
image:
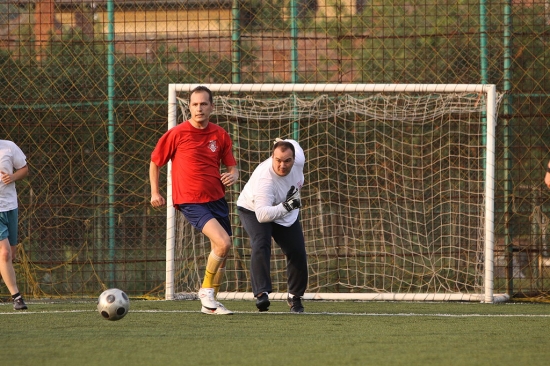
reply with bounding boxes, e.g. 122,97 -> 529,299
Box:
177,198 -> 232,236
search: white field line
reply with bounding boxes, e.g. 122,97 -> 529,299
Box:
1,309 -> 550,317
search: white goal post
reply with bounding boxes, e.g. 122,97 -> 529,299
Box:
165,83 -> 507,303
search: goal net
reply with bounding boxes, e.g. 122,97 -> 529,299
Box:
165,83 -> 506,303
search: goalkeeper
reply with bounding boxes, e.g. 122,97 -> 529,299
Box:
237,138 -> 308,313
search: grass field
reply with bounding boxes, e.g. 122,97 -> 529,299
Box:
2,299 -> 550,366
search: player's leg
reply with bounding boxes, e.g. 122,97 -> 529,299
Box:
177,201 -> 232,313
11,244 -> 17,262
237,207 -> 273,311
212,262 -> 226,297
0,238 -> 18,293
202,199 -> 234,314
200,199 -> 232,290
200,220 -> 233,314
208,258 -> 234,315
0,210 -> 27,310
201,218 -> 231,289
0,246 -> 18,282
273,219 -> 307,313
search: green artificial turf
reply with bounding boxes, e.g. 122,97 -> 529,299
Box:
2,300 -> 549,366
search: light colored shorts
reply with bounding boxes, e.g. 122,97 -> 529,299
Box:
0,209 -> 19,246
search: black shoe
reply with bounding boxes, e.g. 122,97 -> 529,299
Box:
287,296 -> 304,313
13,296 -> 28,310
255,293 -> 270,312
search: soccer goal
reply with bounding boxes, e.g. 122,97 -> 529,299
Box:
165,83 -> 507,303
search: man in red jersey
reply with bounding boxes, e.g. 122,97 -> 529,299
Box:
150,85 -> 238,315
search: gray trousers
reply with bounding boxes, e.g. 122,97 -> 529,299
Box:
237,207 -> 308,297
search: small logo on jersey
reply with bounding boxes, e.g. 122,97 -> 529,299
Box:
208,140 -> 218,152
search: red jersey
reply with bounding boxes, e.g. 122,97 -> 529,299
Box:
151,121 -> 237,204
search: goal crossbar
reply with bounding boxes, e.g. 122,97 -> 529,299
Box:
166,83 -> 500,303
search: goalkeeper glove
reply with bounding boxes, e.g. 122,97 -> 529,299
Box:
282,186 -> 301,212
285,185 -> 298,200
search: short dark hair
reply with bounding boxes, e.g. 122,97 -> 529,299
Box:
273,141 -> 295,158
190,85 -> 213,104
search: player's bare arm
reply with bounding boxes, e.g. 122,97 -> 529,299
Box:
0,165 -> 28,185
545,161 -> 550,189
220,165 -> 239,187
149,161 -> 166,207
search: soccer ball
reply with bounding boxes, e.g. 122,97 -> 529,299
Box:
97,288 -> 130,321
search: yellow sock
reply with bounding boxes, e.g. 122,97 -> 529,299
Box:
202,252 -> 225,289
212,267 -> 226,296
202,269 -> 216,289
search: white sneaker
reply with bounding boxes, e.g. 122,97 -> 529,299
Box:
201,301 -> 234,315
198,288 -> 217,310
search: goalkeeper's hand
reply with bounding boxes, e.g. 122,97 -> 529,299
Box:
285,185 -> 298,200
282,186 -> 301,212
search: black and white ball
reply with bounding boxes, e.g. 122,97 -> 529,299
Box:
97,288 -> 130,321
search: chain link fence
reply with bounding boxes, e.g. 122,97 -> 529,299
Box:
1,0 -> 549,300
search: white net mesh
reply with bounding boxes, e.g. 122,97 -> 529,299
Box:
171,87 -> 503,299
